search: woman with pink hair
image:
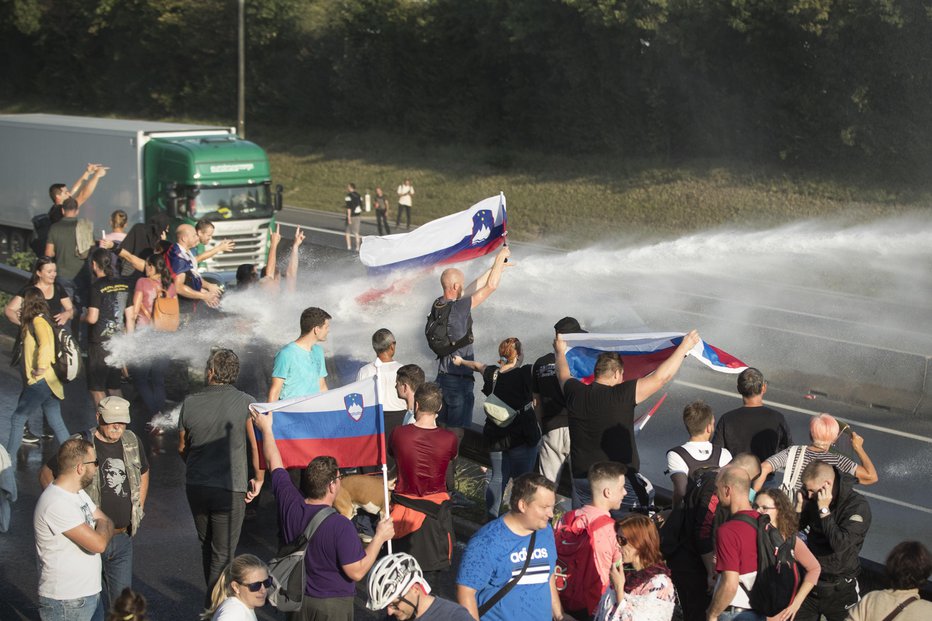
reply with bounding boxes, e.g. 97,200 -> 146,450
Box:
753,413 -> 878,495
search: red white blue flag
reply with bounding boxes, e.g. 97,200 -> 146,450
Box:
359,194 -> 507,274
250,376 -> 386,469
562,332 -> 747,383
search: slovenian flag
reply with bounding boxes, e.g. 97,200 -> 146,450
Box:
562,332 -> 747,383
359,194 -> 507,274
250,376 -> 386,469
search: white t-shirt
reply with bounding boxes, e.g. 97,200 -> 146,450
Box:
666,441 -> 732,476
212,596 -> 258,620
34,484 -> 102,600
356,359 -> 407,412
397,183 -> 414,206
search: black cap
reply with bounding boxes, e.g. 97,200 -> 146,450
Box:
554,316 -> 586,334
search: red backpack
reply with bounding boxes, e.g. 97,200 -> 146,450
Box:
553,509 -> 616,615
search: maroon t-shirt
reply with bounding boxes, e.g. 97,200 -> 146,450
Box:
390,424 -> 458,496
715,509 -> 760,575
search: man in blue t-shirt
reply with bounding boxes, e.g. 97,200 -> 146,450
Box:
456,473 -> 572,621
269,307 -> 331,402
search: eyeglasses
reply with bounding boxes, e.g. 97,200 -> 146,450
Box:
616,534 -> 628,546
753,504 -> 776,511
239,577 -> 273,592
82,459 -> 99,467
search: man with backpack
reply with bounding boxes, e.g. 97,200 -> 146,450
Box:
663,401 -> 733,621
252,408 -> 394,620
795,460 -> 871,621
707,465 -> 762,621
427,245 -> 510,442
554,461 -> 627,619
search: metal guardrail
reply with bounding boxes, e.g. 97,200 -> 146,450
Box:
0,262 -> 30,295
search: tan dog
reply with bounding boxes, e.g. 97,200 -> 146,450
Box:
333,474 -> 395,522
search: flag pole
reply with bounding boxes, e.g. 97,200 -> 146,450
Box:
372,374 -> 393,554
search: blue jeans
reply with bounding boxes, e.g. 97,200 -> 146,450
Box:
2,379 -> 69,459
720,610 -> 766,621
101,532 -> 133,608
132,357 -> 169,415
486,442 -> 540,519
38,593 -> 103,621
436,373 -> 474,429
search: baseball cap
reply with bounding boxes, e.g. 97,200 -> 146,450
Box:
554,316 -> 586,335
98,396 -> 131,424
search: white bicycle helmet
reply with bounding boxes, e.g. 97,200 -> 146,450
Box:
366,552 -> 431,610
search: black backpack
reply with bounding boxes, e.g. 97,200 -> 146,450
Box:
731,513 -> 799,617
424,299 -> 473,358
659,446 -> 723,559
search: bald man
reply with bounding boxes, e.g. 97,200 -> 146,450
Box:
429,245 -> 510,439
167,223 -> 221,317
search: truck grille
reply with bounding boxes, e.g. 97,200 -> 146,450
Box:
202,230 -> 266,272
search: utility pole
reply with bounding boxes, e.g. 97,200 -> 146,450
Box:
237,0 -> 246,138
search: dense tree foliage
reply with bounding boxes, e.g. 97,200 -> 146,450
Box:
2,0 -> 931,174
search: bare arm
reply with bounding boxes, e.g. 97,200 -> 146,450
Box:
139,471 -> 149,510
4,295 -> 23,326
173,273 -> 219,308
177,427 -> 188,462
456,584 -> 481,621
118,249 -> 145,272
635,330 -> 701,404
341,517 -> 395,581
466,246 -> 511,308
753,461 -> 775,492
319,377 -> 328,393
127,289 -> 147,334
550,574 -> 571,620
39,465 -> 54,489
44,242 -> 55,258
554,336 -> 571,390
850,432 -> 878,485
267,377 -> 284,403
54,296 -> 74,327
84,307 -> 100,326
74,165 -> 107,206
264,227 -> 281,281
245,419 -> 265,503
670,472 -> 688,506
284,227 -> 304,293
194,239 -> 235,263
706,570 -> 738,620
452,355 -> 486,374
70,164 -> 96,196
63,513 -> 114,554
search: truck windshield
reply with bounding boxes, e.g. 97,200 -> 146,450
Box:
188,185 -> 273,221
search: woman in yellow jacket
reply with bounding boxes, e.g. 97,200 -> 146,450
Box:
2,287 -> 70,459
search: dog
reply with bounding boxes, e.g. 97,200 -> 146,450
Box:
334,474 -> 395,541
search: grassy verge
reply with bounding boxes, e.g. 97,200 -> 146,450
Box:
251,124 -> 926,247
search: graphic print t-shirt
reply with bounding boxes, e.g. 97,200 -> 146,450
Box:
88,276 -> 130,343
457,518 -> 556,621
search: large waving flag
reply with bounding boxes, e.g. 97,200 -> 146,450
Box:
250,376 -> 386,469
359,194 -> 507,274
562,332 -> 747,382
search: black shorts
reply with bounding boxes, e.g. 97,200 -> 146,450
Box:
87,342 -> 122,391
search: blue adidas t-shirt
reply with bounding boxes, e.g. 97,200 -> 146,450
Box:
272,342 -> 327,400
456,517 -> 556,621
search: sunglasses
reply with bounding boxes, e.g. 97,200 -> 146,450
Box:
616,534 -> 628,546
240,577 -> 273,592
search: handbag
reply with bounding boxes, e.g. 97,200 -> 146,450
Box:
478,530 -> 537,616
483,369 -> 519,427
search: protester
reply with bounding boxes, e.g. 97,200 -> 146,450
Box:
395,364 -> 426,425
40,397 -> 150,608
125,252 -> 177,420
200,554 -> 270,621
47,164 -> 107,224
104,210 -> 128,243
666,400 -> 732,506
555,461 -> 627,618
167,223 -> 222,316
35,437 -> 114,621
554,329 -> 701,509
118,213 -> 171,279
712,367 -> 793,465
372,186 -> 391,236
456,473 -> 570,621
83,247 -> 130,407
389,382 -> 458,579
533,316 -> 584,485
194,219 -> 235,266
268,306 -> 331,402
846,541 -> 932,621
357,328 -> 408,467
453,336 -> 540,520
706,465 -> 760,621
754,413 -> 878,494
752,488 -> 820,619
251,409 -> 394,620
345,183 -> 363,251
366,553 -> 473,620
45,197 -> 95,331
593,514 -> 675,621
796,461 -> 872,621
4,256 -> 74,328
0,287 -> 70,462
178,349 -> 258,606
430,245 -> 511,442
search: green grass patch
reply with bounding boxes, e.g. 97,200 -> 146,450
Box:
251,125 -> 926,247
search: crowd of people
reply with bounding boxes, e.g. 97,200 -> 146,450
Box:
0,171 -> 928,621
